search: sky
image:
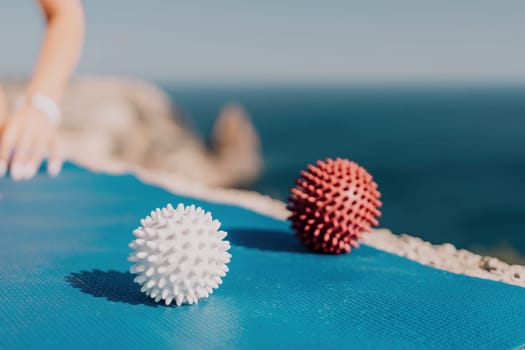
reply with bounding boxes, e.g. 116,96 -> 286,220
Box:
1,0 -> 525,84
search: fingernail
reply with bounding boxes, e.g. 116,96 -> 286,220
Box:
11,163 -> 24,181
0,161 -> 6,177
48,161 -> 61,177
24,164 -> 37,180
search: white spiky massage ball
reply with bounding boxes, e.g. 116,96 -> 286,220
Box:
128,203 -> 231,306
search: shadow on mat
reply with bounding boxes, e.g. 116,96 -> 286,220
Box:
227,228 -> 310,253
65,270 -> 160,307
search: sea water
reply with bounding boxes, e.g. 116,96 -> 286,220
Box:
164,84 -> 525,259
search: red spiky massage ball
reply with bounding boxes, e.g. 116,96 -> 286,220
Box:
288,158 -> 382,254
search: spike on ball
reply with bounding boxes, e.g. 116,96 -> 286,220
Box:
128,203 -> 231,306
288,158 -> 382,254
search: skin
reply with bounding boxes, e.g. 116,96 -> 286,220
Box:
0,85 -> 5,129
0,0 -> 84,180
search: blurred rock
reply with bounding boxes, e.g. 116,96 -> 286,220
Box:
1,76 -> 262,187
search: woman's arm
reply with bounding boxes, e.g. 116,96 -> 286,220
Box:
27,0 -> 85,102
0,0 -> 84,180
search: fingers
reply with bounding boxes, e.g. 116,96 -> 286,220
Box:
11,126 -> 59,181
26,134 -> 47,179
47,135 -> 63,177
0,106 -> 61,181
10,124 -> 38,181
0,120 -> 21,177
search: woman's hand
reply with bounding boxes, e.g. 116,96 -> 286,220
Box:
0,0 -> 83,181
0,106 -> 62,180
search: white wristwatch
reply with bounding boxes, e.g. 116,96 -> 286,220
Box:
15,94 -> 62,125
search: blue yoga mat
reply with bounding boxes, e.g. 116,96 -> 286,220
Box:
1,163 -> 524,350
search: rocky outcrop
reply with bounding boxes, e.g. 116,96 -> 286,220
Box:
1,76 -> 262,187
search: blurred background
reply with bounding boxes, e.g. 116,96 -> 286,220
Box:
1,1 -> 525,262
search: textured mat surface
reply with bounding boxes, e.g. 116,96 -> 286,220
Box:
1,164 -> 524,350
